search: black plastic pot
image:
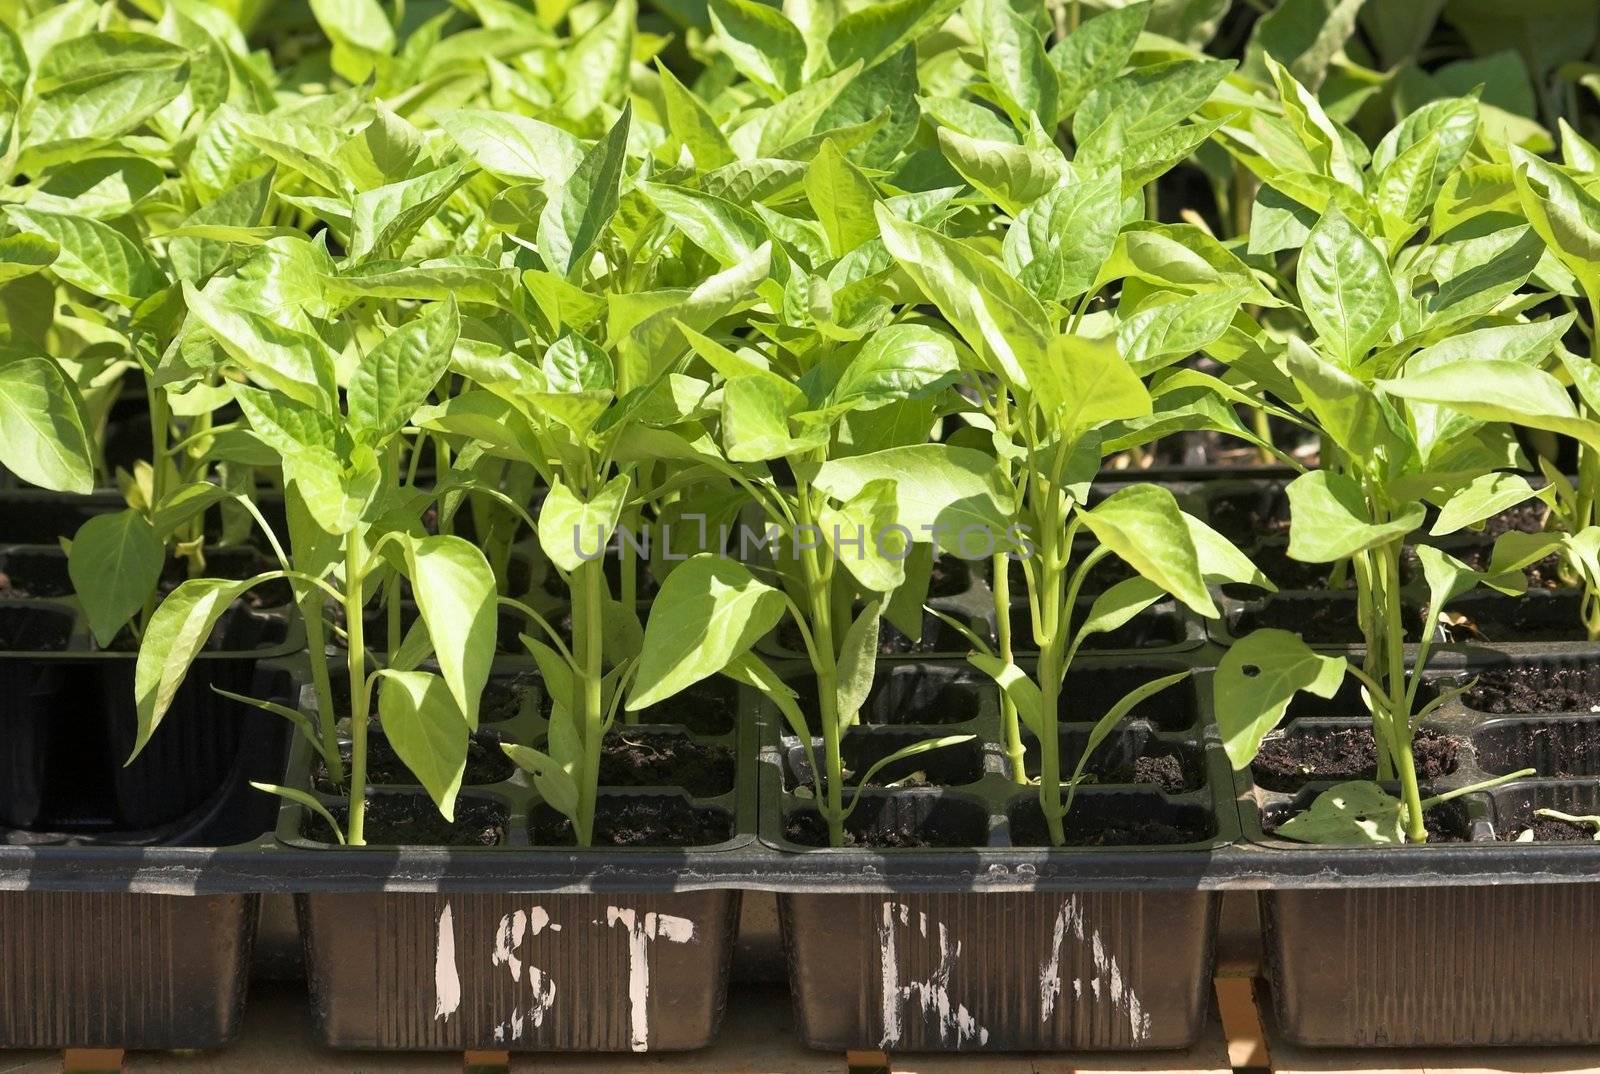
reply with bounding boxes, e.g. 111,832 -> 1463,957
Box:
0,593 -> 302,835
0,892 -> 258,1049
765,658 -> 1227,1051
1233,651 -> 1600,1046
283,664 -> 751,1051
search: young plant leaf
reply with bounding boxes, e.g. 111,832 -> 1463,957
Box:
0,357 -> 94,493
1214,629 -> 1348,769
68,509 -> 164,648
376,669 -> 468,821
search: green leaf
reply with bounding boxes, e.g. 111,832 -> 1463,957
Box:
1063,671 -> 1187,815
309,0 -> 394,81
628,555 -> 787,710
1116,289 -> 1244,376
849,735 -> 976,799
1003,169 -> 1124,304
825,0 -> 963,74
1214,629 -> 1348,769
68,509 -> 164,648
502,743 -> 580,821
642,181 -> 768,267
538,103 -> 631,278
1285,470 -> 1425,563
967,652 -> 1043,738
876,203 -> 1050,388
537,475 -> 631,574
376,669 -> 467,820
981,0 -> 1057,126
1081,485 -> 1217,617
834,600 -> 881,729
1048,2 -> 1148,120
805,139 -> 880,258
658,65 -> 735,170
347,301 -> 459,445
24,32 -> 187,149
1379,360 -> 1600,453
251,783 -> 345,844
184,281 -> 336,409
722,376 -> 825,461
1298,207 -> 1397,365
935,127 -> 1069,216
134,577 -> 258,758
811,444 -> 1013,557
826,324 -> 957,410
349,163 -> 474,263
0,233 -> 58,284
1276,781 -> 1406,845
1431,473 -> 1546,536
0,357 -> 94,494
438,109 -> 584,184
402,535 -> 497,728
1510,147 -> 1600,297
6,207 -> 165,305
1074,576 -> 1165,647
1044,335 -> 1152,439
820,479 -> 907,593
1074,57 -> 1234,149
709,0 -> 805,96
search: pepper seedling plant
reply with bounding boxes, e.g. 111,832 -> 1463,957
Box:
1211,60 -> 1566,843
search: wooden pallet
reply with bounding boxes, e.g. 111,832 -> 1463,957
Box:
9,895 -> 1600,1072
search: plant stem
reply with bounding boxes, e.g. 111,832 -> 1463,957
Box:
994,551 -> 1026,783
574,552 -> 605,846
1379,539 -> 1426,844
795,476 -> 844,846
302,597 -> 345,786
1034,553 -> 1067,847
343,529 -> 370,846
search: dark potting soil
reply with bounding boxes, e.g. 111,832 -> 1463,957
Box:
1009,801 -> 1214,847
1207,489 -> 1292,543
1465,664 -> 1600,715
598,730 -> 733,796
527,796 -> 732,847
782,810 -> 961,849
928,555 -> 971,598
312,724 -> 514,792
1480,501 -> 1550,538
1023,740 -> 1200,793
1232,599 -> 1422,644
1251,727 -> 1460,792
1237,544 -> 1343,592
482,672 -> 539,723
0,606 -> 72,650
1500,814 -> 1599,842
306,795 -> 508,847
1435,595 -> 1588,644
629,681 -> 737,734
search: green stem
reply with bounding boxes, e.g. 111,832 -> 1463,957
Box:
994,552 -> 1025,784
343,529 -> 370,846
303,598 -> 344,786
1379,539 -> 1426,844
1035,601 -> 1066,848
574,553 -> 606,847
796,476 -> 844,846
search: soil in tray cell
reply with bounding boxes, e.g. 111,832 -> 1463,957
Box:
628,679 -> 737,735
1008,796 -> 1215,847
791,666 -> 984,731
784,794 -> 989,849
1251,726 -> 1461,792
307,794 -> 510,847
1207,487 -> 1292,543
481,672 -> 540,723
314,726 -> 514,792
1024,732 -> 1203,793
0,606 -> 72,650
1464,663 -> 1600,715
1230,597 -> 1422,645
528,796 -> 733,847
1499,814 -> 1600,842
598,730 -> 734,796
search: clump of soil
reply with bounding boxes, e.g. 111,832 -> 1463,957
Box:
306,795 -> 507,847
1251,727 -> 1460,792
0,607 -> 72,650
1465,664 -> 1600,715
482,673 -> 539,723
599,731 -> 733,796
1480,501 -> 1550,538
1232,598 -> 1429,645
928,555 -> 971,598
1207,489 -> 1292,542
1009,802 -> 1213,847
630,682 -> 737,734
529,797 -> 731,847
313,724 -> 513,792
1435,594 -> 1588,645
1500,814 -> 1599,842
